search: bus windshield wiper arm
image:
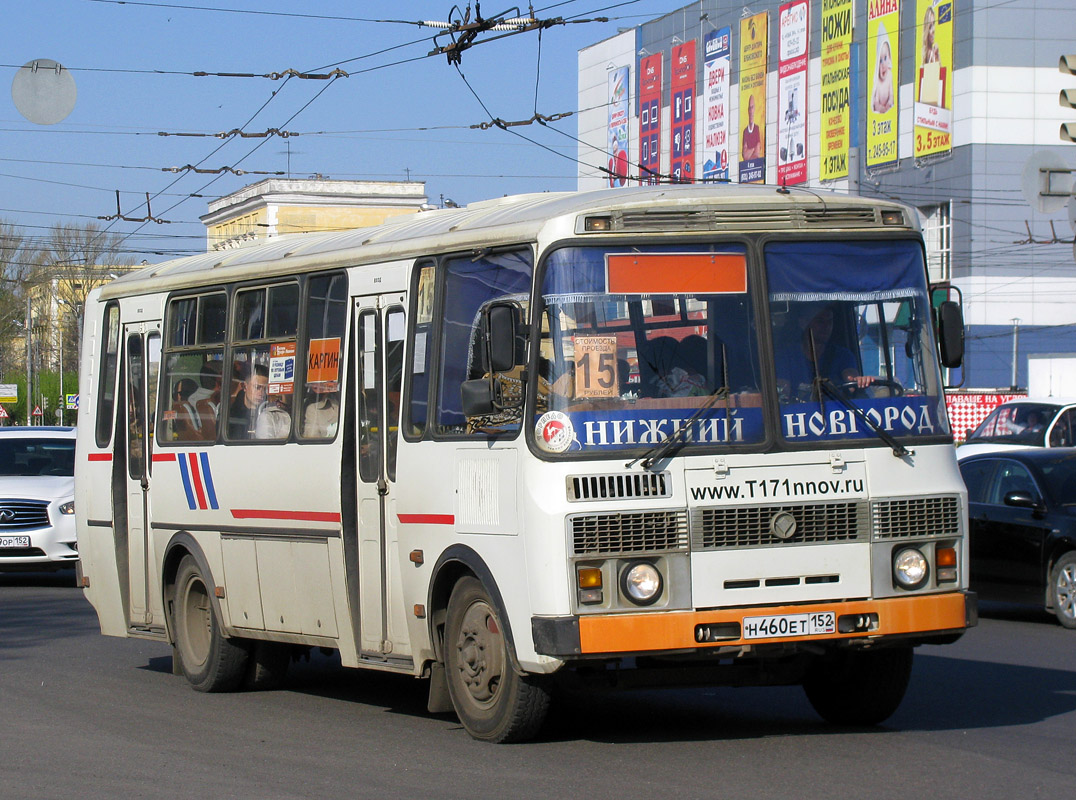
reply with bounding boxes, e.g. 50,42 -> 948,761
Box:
817,378 -> 912,458
627,386 -> 730,470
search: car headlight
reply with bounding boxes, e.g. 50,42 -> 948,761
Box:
59,501 -> 75,515
620,561 -> 663,606
893,547 -> 929,590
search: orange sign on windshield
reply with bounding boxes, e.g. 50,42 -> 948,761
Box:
606,253 -> 747,294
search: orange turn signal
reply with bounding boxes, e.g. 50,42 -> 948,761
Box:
936,547 -> 957,568
578,567 -> 603,589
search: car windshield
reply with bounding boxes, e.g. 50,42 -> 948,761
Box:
1036,454 -> 1076,505
966,403 -> 1059,447
0,438 -> 76,477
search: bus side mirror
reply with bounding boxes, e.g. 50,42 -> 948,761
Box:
461,378 -> 495,416
937,300 -> 964,369
486,303 -> 519,373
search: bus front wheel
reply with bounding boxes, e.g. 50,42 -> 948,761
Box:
443,577 -> 550,743
173,555 -> 249,692
803,645 -> 913,726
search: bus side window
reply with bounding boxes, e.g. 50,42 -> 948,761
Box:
159,292 -> 227,444
95,302 -> 121,448
405,262 -> 436,439
435,249 -> 533,437
299,272 -> 347,440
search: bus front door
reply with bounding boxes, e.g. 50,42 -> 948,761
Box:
353,296 -> 408,659
122,322 -> 162,629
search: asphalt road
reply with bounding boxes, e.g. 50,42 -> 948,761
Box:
2,570 -> 1074,800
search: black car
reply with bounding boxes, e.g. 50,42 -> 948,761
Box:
959,448 -> 1076,628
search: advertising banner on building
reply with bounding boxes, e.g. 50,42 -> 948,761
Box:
607,66 -> 630,186
738,12 -> 768,184
914,0 -> 953,159
639,53 -> 663,184
819,0 -> 852,180
702,27 -> 732,182
867,0 -> 900,170
777,0 -> 809,186
670,40 -> 697,182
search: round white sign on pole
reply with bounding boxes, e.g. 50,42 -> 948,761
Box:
11,59 -> 77,125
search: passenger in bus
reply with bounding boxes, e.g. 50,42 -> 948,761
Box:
645,336 -> 706,397
227,363 -> 270,440
302,389 -> 339,438
255,395 -> 291,440
170,378 -> 200,440
194,361 -> 223,440
775,304 -> 875,400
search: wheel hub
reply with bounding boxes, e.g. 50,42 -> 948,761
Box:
455,601 -> 504,705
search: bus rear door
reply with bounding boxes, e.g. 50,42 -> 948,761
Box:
122,321 -> 161,629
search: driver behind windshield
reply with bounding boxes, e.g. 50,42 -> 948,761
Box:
775,303 -> 876,401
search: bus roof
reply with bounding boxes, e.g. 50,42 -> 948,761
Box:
100,184 -> 914,300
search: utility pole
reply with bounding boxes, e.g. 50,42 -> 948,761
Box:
25,292 -> 32,426
1010,318 -> 1021,390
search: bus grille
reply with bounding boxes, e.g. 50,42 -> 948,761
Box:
570,510 -> 688,555
0,500 -> 50,530
567,472 -> 670,501
690,501 -> 867,550
872,496 -> 961,539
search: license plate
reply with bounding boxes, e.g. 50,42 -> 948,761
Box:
742,611 -> 836,640
0,535 -> 31,549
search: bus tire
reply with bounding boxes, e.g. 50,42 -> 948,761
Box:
444,577 -> 550,743
173,555 -> 248,692
1049,552 -> 1076,629
803,645 -> 913,726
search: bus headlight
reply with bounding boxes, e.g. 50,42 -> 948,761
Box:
620,561 -> 663,606
893,547 -> 929,590
59,501 -> 75,515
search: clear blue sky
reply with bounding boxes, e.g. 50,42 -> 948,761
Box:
1,0 -> 677,263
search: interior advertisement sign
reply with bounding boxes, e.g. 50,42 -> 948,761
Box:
914,0 -> 954,158
867,0 -> 900,170
702,27 -> 732,182
738,12 -> 768,184
777,0 -> 809,186
819,0 -> 853,181
639,53 -> 663,184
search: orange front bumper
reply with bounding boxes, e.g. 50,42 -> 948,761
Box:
576,592 -> 971,655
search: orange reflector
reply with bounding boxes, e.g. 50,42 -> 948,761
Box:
409,549 -> 424,565
936,547 -> 957,568
214,586 -> 226,598
578,567 -> 603,589
413,604 -> 426,618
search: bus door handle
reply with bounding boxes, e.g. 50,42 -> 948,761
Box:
377,477 -> 388,496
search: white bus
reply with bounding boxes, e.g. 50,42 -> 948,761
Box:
75,185 -> 972,742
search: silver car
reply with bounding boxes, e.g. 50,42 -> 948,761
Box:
0,427 -> 78,571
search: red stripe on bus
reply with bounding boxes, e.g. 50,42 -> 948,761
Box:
187,453 -> 208,511
87,453 -> 112,462
230,509 -> 342,523
397,514 -> 455,525
152,453 -> 176,462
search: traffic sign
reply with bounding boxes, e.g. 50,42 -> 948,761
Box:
32,405 -> 43,417
65,393 -> 79,410
0,406 -> 8,419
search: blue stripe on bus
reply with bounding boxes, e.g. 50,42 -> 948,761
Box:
177,454 -> 197,510
199,452 -> 219,510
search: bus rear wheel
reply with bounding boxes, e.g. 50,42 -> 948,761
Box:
803,645 -> 913,726
443,577 -> 550,743
173,555 -> 248,692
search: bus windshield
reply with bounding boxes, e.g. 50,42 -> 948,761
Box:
535,244 -> 765,455
767,239 -> 949,445
533,240 -> 949,457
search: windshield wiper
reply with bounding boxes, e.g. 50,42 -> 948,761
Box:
816,378 -> 912,458
803,328 -> 910,458
628,345 -> 732,470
